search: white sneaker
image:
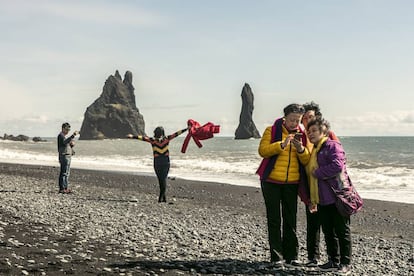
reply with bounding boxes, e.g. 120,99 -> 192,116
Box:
338,264 -> 351,275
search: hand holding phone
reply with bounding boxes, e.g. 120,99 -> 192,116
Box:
292,132 -> 305,153
294,132 -> 303,141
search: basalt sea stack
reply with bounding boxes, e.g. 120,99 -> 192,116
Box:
235,83 -> 261,139
79,70 -> 145,140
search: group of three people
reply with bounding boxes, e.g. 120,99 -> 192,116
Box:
258,102 -> 352,275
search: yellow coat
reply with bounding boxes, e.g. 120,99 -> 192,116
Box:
258,125 -> 310,183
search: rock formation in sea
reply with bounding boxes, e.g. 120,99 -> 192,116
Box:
1,134 -> 47,142
2,134 -> 29,142
32,137 -> 47,142
234,83 -> 261,139
79,70 -> 145,140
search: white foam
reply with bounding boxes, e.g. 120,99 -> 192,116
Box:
1,147 -> 413,204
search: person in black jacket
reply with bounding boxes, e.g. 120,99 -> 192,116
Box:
57,122 -> 79,194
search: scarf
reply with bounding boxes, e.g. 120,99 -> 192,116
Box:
306,136 -> 328,205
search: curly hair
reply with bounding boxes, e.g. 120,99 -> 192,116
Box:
307,117 -> 330,135
303,101 -> 322,118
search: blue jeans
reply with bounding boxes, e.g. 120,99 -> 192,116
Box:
59,155 -> 71,191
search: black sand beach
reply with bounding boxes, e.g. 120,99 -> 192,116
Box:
0,162 -> 413,275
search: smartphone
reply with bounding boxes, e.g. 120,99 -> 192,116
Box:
294,132 -> 303,141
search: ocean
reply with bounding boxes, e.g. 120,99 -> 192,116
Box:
0,136 -> 413,204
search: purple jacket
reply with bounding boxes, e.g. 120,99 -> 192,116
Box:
314,139 -> 351,206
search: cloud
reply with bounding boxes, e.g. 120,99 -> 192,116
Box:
402,112 -> 414,123
331,110 -> 414,136
0,115 -> 82,137
22,115 -> 50,124
1,0 -> 167,27
142,104 -> 200,111
0,116 -> 49,137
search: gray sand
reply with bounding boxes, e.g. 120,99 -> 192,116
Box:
0,162 -> 413,275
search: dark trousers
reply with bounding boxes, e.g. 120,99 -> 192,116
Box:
154,159 -> 170,202
306,207 -> 321,261
261,181 -> 298,262
319,204 -> 352,265
58,155 -> 71,191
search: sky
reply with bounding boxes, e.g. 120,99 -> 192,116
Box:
0,0 -> 413,137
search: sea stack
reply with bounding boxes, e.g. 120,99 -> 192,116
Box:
234,83 -> 261,139
79,70 -> 146,140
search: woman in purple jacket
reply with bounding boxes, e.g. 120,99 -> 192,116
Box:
306,118 -> 352,275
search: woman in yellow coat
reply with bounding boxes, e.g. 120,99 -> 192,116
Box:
258,103 -> 310,267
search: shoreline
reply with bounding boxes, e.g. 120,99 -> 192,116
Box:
1,159 -> 413,205
1,162 -> 413,275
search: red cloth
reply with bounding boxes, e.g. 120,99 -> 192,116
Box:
181,119 -> 220,153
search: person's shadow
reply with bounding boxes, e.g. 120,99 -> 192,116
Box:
107,259 -> 320,275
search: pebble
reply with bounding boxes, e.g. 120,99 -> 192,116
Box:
0,172 -> 412,275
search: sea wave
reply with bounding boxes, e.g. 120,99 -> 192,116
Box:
1,145 -> 413,204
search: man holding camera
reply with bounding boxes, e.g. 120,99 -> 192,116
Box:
57,122 -> 79,194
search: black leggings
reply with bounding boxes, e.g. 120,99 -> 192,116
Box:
319,204 -> 352,265
154,162 -> 170,202
306,206 -> 321,261
261,181 -> 299,262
